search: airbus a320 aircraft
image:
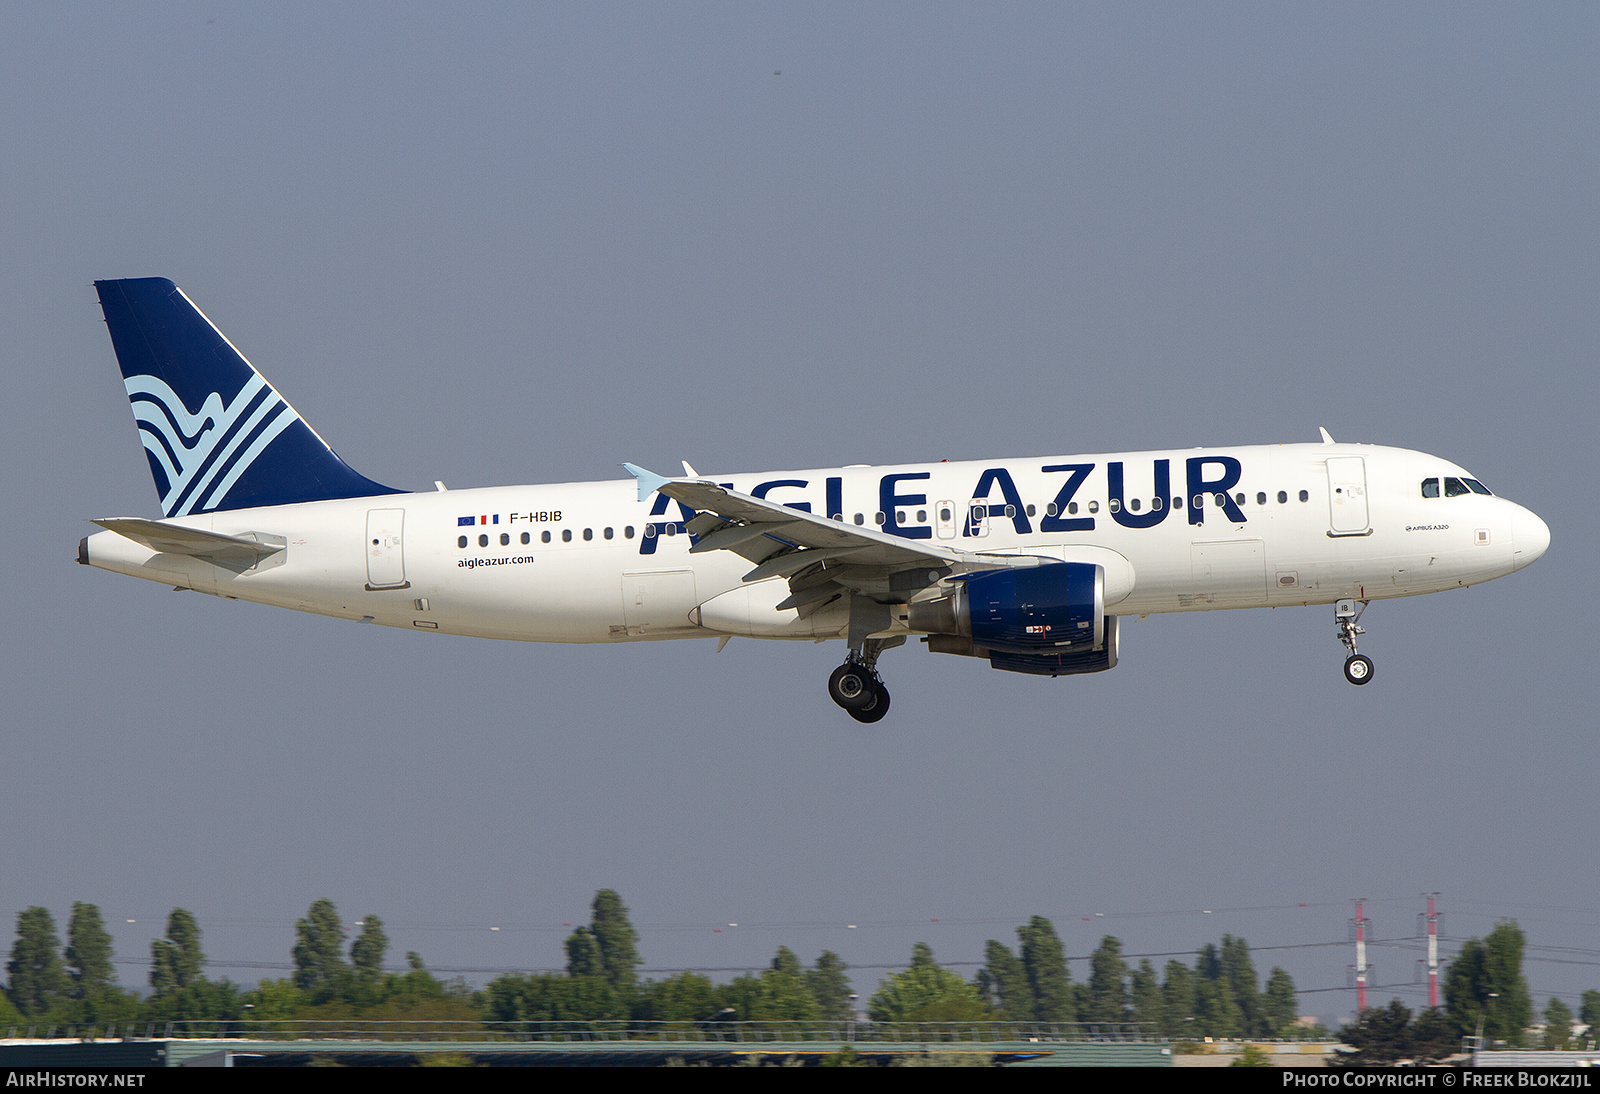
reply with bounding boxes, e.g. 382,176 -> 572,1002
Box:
80,278 -> 1550,721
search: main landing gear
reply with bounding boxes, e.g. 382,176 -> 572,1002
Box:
828,639 -> 893,723
1335,599 -> 1374,685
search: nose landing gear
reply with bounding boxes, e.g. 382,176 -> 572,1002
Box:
828,638 -> 895,722
1335,599 -> 1374,685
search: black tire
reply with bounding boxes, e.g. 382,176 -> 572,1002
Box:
828,664 -> 874,710
848,683 -> 891,723
1343,654 -> 1375,686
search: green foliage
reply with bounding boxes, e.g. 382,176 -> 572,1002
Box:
1219,935 -> 1261,1034
7,907 -> 68,1017
1129,959 -> 1162,1033
1445,920 -> 1533,1047
1086,935 -> 1128,1025
1230,1043 -> 1272,1067
869,944 -> 988,1022
1260,967 -> 1298,1036
977,939 -> 1030,1020
1160,960 -> 1195,1038
806,951 -> 853,1022
64,903 -> 116,999
590,890 -> 642,992
481,973 -> 626,1024
1017,917 -> 1073,1022
350,916 -> 388,979
635,971 -> 720,1022
721,950 -> 823,1022
1581,991 -> 1600,1048
564,927 -> 603,978
292,899 -> 348,1000
1339,1001 -> 1458,1066
1544,997 -> 1574,1050
150,909 -> 204,996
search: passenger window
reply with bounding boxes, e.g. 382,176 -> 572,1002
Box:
1025,504 -> 1036,517
521,532 -> 530,545
500,533 -> 510,546
1256,492 -> 1266,506
457,536 -> 468,549
1128,498 -> 1140,512
583,528 -> 593,541
874,512 -> 885,525
1444,477 -> 1470,497
625,526 -> 635,539
1151,496 -> 1163,511
1421,479 -> 1440,498
1173,496 -> 1182,510
604,527 -> 614,539
563,529 -> 573,542
1298,490 -> 1309,502
1192,495 -> 1204,510
854,513 -> 865,526
478,534 -> 488,548
896,510 -> 906,523
542,531 -> 551,544
917,510 -> 927,522
1088,500 -> 1099,514
1065,502 -> 1076,515
1277,491 -> 1287,504
1004,504 -> 1016,518
664,524 -> 675,536
1235,492 -> 1245,506
939,507 -> 952,522
643,526 -> 656,538
1214,493 -> 1227,508
1109,499 -> 1121,513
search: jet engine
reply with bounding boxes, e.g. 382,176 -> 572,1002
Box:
908,562 -> 1120,676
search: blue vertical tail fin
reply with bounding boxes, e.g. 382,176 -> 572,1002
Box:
95,278 -> 402,516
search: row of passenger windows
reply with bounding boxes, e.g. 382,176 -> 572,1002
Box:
457,485 -> 1325,549
459,526 -> 637,549
843,489 -> 1314,526
1421,477 -> 1492,499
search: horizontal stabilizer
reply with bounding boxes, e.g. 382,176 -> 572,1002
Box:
92,518 -> 284,565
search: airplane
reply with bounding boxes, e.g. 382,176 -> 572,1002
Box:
80,278 -> 1551,722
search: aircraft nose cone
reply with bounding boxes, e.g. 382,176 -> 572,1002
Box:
1511,506 -> 1550,571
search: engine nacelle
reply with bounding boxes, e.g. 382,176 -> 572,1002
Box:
908,562 -> 1105,655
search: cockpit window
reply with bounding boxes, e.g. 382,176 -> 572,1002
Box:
1463,478 -> 1492,496
1443,477 -> 1471,497
1421,479 -> 1440,498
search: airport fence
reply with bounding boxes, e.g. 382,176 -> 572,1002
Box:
2,1019 -> 1159,1044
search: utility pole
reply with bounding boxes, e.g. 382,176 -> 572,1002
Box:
1352,898 -> 1369,1014
1424,893 -> 1440,1009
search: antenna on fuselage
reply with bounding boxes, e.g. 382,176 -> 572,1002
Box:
1318,427 -> 1336,444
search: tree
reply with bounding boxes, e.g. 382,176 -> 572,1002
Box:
351,916 -> 388,978
1581,991 -> 1600,1049
721,949 -> 823,1022
7,908 -> 67,1017
64,903 -> 116,998
869,943 -> 988,1022
1341,1000 -> 1417,1065
1544,998 -> 1573,1050
1219,936 -> 1261,1034
150,909 -> 205,996
292,899 -> 348,996
635,971 -> 720,1022
1445,920 -> 1532,1047
589,890 -> 641,992
977,939 -> 1031,1020
1260,967 -> 1298,1036
1017,917 -> 1074,1022
1160,959 -> 1196,1039
806,951 -> 853,1022
1129,959 -> 1163,1034
1086,935 -> 1129,1025
564,927 -> 603,978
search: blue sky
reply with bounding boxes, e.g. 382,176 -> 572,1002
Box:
1,3 -> 1594,1025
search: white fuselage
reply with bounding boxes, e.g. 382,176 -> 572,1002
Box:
83,442 -> 1548,645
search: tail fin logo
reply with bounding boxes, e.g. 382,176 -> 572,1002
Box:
125,372 -> 297,517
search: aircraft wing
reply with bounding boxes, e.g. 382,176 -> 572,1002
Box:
91,518 -> 284,567
624,465 -> 1043,618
